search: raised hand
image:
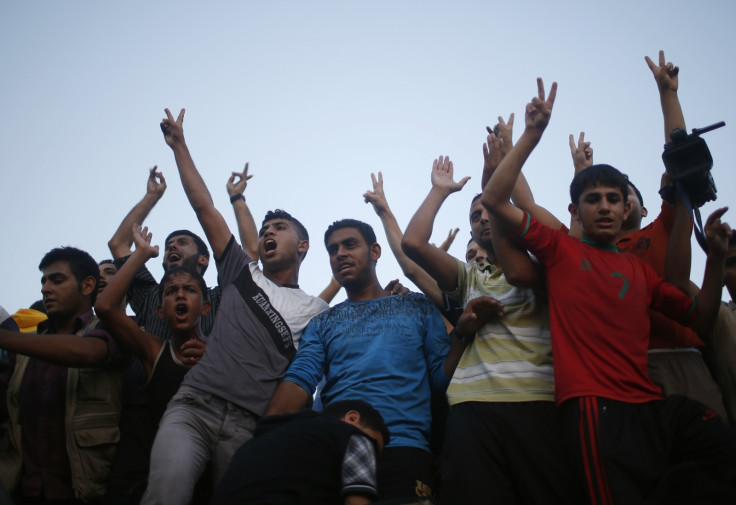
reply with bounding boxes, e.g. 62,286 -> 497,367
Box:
160,108 -> 186,148
454,296 -> 505,340
488,113 -> 515,156
431,155 -> 470,194
363,171 -> 390,215
132,224 -> 160,259
437,228 -> 460,252
525,78 -> 557,137
704,207 -> 732,256
383,279 -> 411,296
227,162 -> 253,197
569,132 -> 593,173
645,50 -> 679,94
147,165 -> 167,198
482,132 -> 505,189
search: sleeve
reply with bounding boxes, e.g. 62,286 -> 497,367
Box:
340,434 -> 378,500
510,212 -> 562,267
83,325 -> 128,367
283,318 -> 326,395
444,259 -> 470,304
420,296 -> 452,393
648,267 -> 698,325
114,254 -> 159,317
214,235 -> 254,287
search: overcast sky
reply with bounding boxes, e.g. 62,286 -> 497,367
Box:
2,1 -> 735,312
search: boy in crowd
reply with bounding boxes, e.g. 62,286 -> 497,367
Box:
141,108 -> 328,505
482,77 -> 736,504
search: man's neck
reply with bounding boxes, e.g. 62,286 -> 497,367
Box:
264,265 -> 300,287
345,279 -> 386,303
48,308 -> 90,335
616,225 -> 640,241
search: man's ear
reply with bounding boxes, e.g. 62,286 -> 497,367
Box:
297,240 -> 309,256
370,243 -> 381,262
156,304 -> 165,320
198,255 -> 210,269
200,301 -> 212,316
80,276 -> 96,298
342,410 -> 361,427
641,206 -> 649,218
568,203 -> 579,221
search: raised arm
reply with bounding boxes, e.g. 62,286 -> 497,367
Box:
690,208 -> 732,338
108,166 -> 166,258
226,162 -> 259,259
486,113 -> 564,231
364,171 -> 445,307
160,108 -> 231,258
481,78 -> 557,235
402,157 -> 470,292
645,50 -> 685,143
96,225 -> 163,377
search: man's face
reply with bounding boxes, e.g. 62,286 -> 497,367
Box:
41,261 -> 94,321
258,219 -> 307,272
570,184 -> 631,244
164,235 -> 207,273
469,198 -> 493,251
621,184 -> 646,232
157,272 -> 210,332
465,240 -> 487,266
98,262 -> 118,294
326,227 -> 379,289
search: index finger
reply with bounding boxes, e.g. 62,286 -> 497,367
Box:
537,77 -> 545,101
164,108 -> 174,121
578,132 -> 585,148
548,81 -> 557,105
644,55 -> 656,72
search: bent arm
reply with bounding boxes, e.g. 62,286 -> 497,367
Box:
264,380 -> 310,415
0,330 -> 109,367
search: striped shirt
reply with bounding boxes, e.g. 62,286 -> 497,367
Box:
445,259 -> 554,405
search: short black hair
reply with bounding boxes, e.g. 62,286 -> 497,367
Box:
158,266 -> 208,303
165,230 -> 210,274
39,247 -> 100,304
323,400 -> 391,447
262,209 -> 309,260
570,164 -> 629,206
98,259 -> 115,266
324,219 -> 377,247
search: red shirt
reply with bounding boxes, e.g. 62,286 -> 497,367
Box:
616,202 -> 702,348
514,213 -> 696,405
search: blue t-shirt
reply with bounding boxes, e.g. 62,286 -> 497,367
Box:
285,293 -> 450,452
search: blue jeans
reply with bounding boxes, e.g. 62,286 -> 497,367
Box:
141,386 -> 257,505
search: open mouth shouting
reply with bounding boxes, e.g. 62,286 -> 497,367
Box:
174,303 -> 189,321
167,251 -> 183,263
263,239 -> 277,254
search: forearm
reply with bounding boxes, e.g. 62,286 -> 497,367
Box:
319,277 -> 342,303
109,193 -> 161,258
264,380 -> 310,416
232,198 -> 259,260
660,90 -> 685,143
0,330 -> 108,367
171,142 -> 215,213
664,198 -> 692,292
97,248 -> 150,315
692,252 -> 726,337
402,188 -> 459,292
443,333 -> 469,378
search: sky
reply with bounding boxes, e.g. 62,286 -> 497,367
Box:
1,1 -> 735,312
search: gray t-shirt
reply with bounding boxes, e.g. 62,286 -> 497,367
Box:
182,236 -> 328,415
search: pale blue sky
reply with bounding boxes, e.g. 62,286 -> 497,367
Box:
2,1 -> 735,311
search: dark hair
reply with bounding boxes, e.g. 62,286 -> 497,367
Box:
729,234 -> 736,247
262,210 -> 309,242
39,247 -> 100,304
624,177 -> 644,208
262,209 -> 309,260
98,259 -> 115,266
323,400 -> 390,447
164,230 -> 210,274
570,164 -> 629,205
158,266 -> 208,303
471,193 -> 482,205
324,219 -> 377,247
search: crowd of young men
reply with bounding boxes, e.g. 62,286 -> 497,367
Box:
1,50 -> 736,505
